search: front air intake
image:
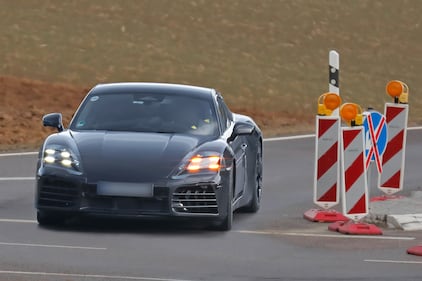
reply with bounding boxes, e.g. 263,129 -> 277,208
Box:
172,185 -> 218,214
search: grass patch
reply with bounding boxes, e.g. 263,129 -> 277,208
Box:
1,0 -> 422,149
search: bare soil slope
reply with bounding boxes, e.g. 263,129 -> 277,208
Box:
0,76 -> 89,151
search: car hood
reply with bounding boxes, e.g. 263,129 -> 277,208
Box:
70,131 -> 206,182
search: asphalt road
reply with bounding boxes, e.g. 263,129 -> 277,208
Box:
1,131 -> 422,281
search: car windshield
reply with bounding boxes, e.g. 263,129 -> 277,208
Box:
70,93 -> 218,136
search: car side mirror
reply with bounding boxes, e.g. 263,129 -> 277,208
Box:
229,123 -> 254,141
43,113 -> 64,132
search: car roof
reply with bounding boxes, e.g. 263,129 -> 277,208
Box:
89,82 -> 216,99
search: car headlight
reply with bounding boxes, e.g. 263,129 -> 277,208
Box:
186,155 -> 221,172
42,146 -> 81,171
175,152 -> 222,176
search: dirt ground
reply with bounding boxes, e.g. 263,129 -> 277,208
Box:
0,76 -> 89,151
0,76 -> 313,152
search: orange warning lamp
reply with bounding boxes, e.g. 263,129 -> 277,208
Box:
386,80 -> 408,104
340,103 -> 363,126
317,93 -> 342,116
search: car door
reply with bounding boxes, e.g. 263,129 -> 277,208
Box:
216,96 -> 247,201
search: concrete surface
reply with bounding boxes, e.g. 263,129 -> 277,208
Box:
366,191 -> 422,230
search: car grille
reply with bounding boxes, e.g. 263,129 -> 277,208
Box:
38,178 -> 79,208
172,185 -> 218,214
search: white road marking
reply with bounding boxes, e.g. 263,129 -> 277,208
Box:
365,259 -> 422,264
0,219 -> 36,223
0,242 -> 106,250
263,134 -> 314,142
0,151 -> 38,157
0,270 -> 197,281
0,177 -> 35,181
408,126 -> 422,131
263,127 -> 422,142
236,230 -> 415,240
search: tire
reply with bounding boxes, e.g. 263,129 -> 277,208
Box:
243,143 -> 263,213
37,210 -> 65,226
213,170 -> 234,231
215,199 -> 233,231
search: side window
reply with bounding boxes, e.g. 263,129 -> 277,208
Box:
217,97 -> 232,131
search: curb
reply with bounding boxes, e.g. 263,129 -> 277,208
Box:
387,214 -> 422,231
365,212 -> 422,231
366,191 -> 422,230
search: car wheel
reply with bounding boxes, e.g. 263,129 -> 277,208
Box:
215,200 -> 233,231
213,170 -> 234,231
37,210 -> 65,226
243,144 -> 263,213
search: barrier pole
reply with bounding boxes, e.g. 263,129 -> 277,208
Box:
329,50 -> 340,116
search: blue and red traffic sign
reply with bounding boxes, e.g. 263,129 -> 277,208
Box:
363,110 -> 387,173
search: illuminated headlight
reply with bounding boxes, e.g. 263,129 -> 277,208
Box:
186,155 -> 221,172
177,153 -> 222,175
42,147 -> 81,171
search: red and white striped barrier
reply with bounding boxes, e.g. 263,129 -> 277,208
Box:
304,84 -> 348,222
314,116 -> 340,209
340,126 -> 368,221
304,114 -> 348,222
328,103 -> 382,235
378,103 -> 408,195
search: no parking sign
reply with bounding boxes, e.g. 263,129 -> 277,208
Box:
363,111 -> 387,173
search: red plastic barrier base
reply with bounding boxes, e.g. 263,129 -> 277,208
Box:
328,221 -> 344,232
328,220 -> 383,235
407,245 -> 422,256
370,195 -> 405,202
303,209 -> 349,223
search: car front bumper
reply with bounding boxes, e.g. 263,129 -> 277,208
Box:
35,170 -> 231,219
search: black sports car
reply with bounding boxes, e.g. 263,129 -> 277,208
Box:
36,83 -> 263,230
